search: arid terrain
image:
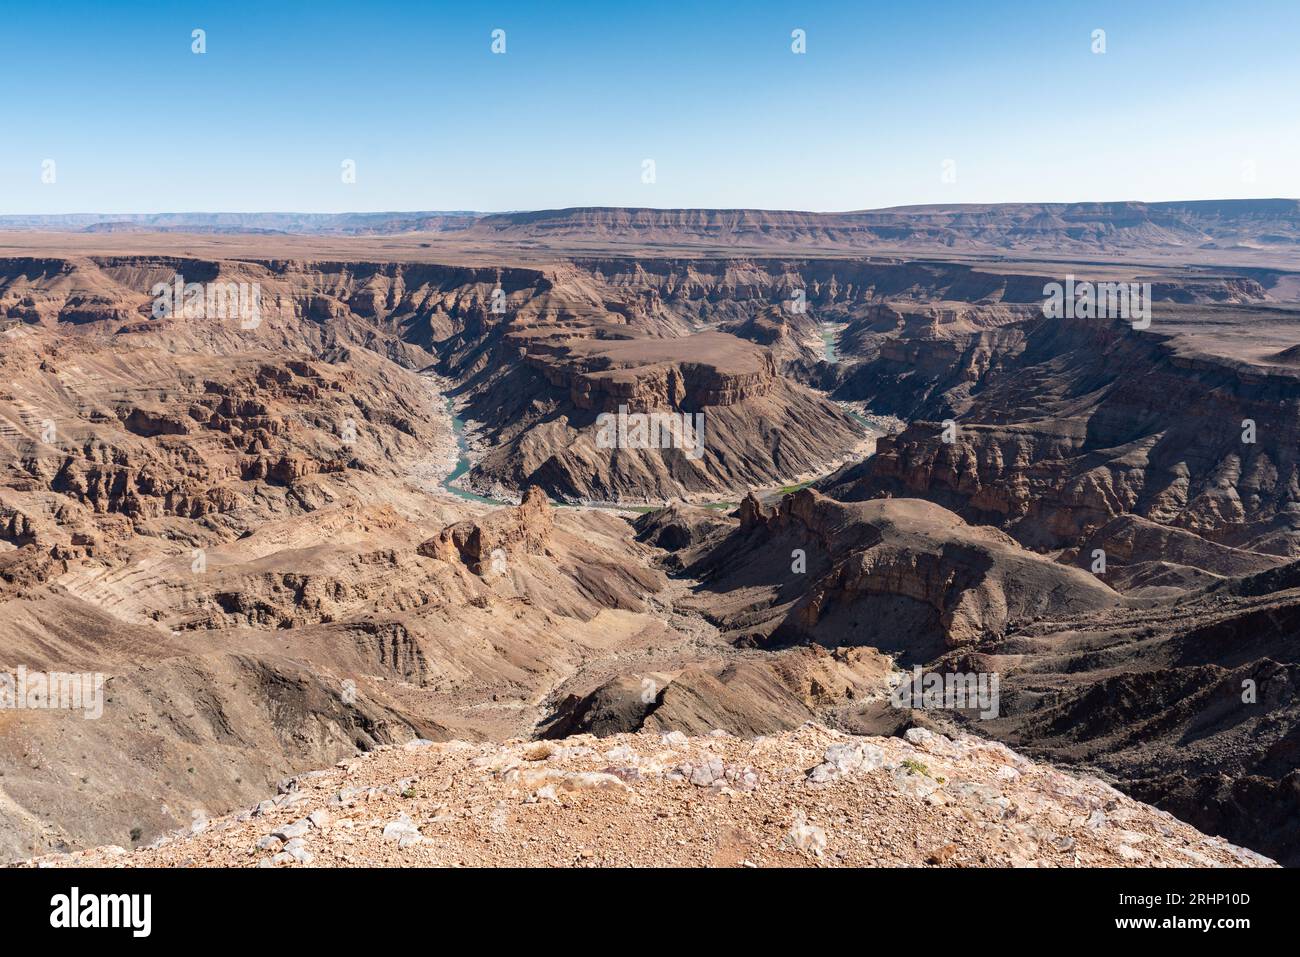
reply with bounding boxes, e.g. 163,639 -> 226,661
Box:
2,200 -> 1299,867
23,725 -> 1273,869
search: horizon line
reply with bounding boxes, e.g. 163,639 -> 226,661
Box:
3,198 -> 1299,220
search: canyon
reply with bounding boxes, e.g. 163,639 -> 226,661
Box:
2,201 -> 1299,867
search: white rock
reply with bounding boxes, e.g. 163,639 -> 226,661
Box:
382,814 -> 422,845
604,744 -> 639,764
548,745 -> 597,761
808,741 -> 885,783
1177,846 -> 1216,867
273,819 -> 310,841
330,787 -> 362,807
895,770 -> 940,800
687,757 -> 725,787
284,837 -> 313,864
560,772 -> 628,792
787,811 -> 827,857
724,765 -> 760,792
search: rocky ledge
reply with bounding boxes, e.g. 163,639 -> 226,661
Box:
23,723 -> 1273,868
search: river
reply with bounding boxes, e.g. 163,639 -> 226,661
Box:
439,396 -> 508,505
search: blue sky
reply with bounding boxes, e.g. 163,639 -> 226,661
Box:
2,0 -> 1297,213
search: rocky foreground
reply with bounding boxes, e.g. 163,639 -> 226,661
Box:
23,724 -> 1273,869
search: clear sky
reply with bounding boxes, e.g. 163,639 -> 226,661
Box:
2,0 -> 1298,214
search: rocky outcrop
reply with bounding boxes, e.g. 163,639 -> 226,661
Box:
419,487 -> 554,575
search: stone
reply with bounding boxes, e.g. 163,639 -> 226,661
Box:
330,786 -> 363,807
687,757 -> 725,787
382,814 -> 422,846
808,741 -> 885,783
894,768 -> 939,800
560,772 -> 628,791
272,819 -> 310,841
787,812 -> 827,856
724,765 -> 760,792
604,744 -> 638,764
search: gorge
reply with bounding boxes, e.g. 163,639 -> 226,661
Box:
3,201 -> 1300,866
